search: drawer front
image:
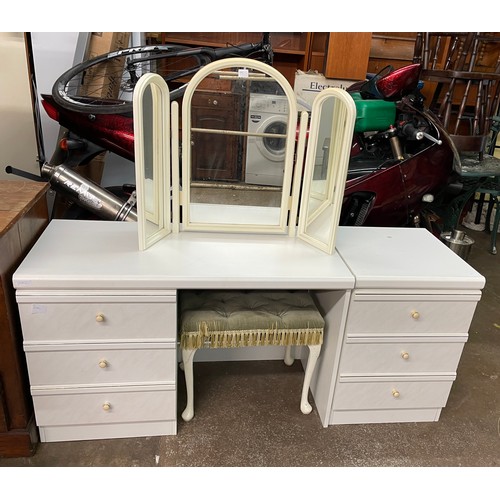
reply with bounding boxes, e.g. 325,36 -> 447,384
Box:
333,380 -> 454,410
33,387 -> 176,426
346,296 -> 478,335
19,298 -> 176,342
25,344 -> 176,386
339,341 -> 465,375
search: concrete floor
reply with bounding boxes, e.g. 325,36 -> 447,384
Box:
0,225 -> 499,468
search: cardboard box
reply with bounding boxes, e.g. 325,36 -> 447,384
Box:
78,33 -> 130,187
86,32 -> 130,61
294,70 -> 357,112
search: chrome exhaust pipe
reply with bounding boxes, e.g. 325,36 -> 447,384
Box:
41,163 -> 137,222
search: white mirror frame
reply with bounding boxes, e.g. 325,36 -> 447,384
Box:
133,73 -> 172,251
181,57 -> 300,235
132,63 -> 355,255
298,88 -> 356,254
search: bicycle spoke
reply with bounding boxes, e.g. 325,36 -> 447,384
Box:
52,35 -> 272,114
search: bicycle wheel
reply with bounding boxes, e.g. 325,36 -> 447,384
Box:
52,45 -> 211,114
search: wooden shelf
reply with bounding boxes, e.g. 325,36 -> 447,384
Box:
148,32 -> 308,53
368,32 -> 418,73
146,32 -> 317,86
145,33 -> 421,86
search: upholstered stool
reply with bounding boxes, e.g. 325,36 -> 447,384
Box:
178,290 -> 325,422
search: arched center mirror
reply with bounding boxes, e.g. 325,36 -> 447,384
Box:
181,58 -> 300,234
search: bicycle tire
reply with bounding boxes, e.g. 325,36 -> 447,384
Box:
52,44 -> 211,114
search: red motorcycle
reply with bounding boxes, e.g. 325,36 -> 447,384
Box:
342,64 -> 458,227
14,48 -> 460,227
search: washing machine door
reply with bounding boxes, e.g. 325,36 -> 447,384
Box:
255,117 -> 288,162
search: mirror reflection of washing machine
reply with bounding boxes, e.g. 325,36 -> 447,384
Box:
245,94 -> 288,187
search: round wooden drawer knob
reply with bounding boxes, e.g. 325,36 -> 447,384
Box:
411,311 -> 420,320
96,313 -> 105,323
98,360 -> 108,369
102,402 -> 111,411
401,351 -> 410,360
392,389 -> 400,398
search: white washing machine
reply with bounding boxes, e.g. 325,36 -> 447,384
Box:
245,94 -> 289,187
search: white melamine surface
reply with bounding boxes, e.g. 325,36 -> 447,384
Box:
336,226 -> 485,290
25,343 -> 176,386
14,220 -> 487,432
18,298 -> 176,342
332,379 -> 454,410
13,220 -> 355,291
339,341 -> 465,374
32,386 -> 176,426
345,295 -> 479,335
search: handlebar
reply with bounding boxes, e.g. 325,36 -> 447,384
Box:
421,131 -> 442,145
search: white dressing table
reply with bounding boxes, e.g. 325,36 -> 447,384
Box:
13,219 -> 354,441
13,220 -> 485,442
14,58 -> 486,443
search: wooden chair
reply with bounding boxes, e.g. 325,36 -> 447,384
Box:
414,32 -> 500,74
473,175 -> 500,254
414,33 -> 500,158
414,33 -> 500,238
467,116 -> 500,255
413,32 -> 477,72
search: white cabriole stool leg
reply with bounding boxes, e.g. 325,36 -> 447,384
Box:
284,345 -> 294,366
181,348 -> 197,422
300,344 -> 321,414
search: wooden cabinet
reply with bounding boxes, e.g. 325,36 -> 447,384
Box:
190,90 -> 242,181
324,32 -> 372,80
368,32 -> 418,73
0,180 -> 49,457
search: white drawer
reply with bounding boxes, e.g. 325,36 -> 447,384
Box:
18,295 -> 176,342
333,379 -> 454,410
339,341 -> 465,375
32,385 -> 176,426
25,343 -> 176,386
346,294 -> 478,335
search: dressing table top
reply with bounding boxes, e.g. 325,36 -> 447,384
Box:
13,220 -> 355,291
335,226 -> 485,290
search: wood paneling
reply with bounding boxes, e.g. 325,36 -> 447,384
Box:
324,33 -> 372,80
368,32 -> 418,73
0,180 -> 49,457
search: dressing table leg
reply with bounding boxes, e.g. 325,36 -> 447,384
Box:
181,348 -> 197,422
300,344 -> 321,414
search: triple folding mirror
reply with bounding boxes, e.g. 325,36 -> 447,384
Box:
133,58 -> 356,253
133,73 -> 172,250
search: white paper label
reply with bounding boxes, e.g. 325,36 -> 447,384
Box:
31,304 -> 47,314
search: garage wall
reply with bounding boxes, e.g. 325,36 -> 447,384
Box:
0,32 -> 40,181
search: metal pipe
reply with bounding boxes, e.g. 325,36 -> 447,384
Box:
41,163 -> 137,222
5,165 -> 44,182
